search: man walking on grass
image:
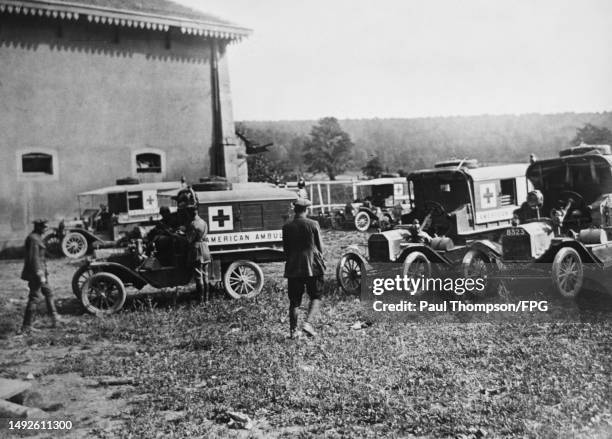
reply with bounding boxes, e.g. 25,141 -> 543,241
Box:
282,198 -> 325,338
19,219 -> 63,333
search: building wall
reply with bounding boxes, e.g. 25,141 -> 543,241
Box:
0,13 -> 243,249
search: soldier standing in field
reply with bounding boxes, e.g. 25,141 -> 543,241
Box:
282,198 -> 325,338
185,206 -> 211,303
19,219 -> 63,333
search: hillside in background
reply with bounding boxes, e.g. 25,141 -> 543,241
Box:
238,112 -> 612,180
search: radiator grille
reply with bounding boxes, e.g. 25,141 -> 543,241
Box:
368,239 -> 389,262
502,234 -> 531,261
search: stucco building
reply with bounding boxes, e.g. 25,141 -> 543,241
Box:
0,0 -> 251,250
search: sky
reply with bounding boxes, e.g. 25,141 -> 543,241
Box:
177,0 -> 612,121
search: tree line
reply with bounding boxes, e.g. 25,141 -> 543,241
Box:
238,112 -> 612,182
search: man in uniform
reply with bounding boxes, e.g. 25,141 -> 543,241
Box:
146,206 -> 178,265
282,198 -> 325,338
185,207 -> 211,302
297,178 -> 309,200
20,219 -> 62,333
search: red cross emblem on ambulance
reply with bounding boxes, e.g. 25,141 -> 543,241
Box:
208,206 -> 233,232
479,183 -> 497,209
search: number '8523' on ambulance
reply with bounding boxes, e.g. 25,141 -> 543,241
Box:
337,159 -> 531,296
501,145 -> 612,298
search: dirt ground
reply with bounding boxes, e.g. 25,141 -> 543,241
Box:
1,230 -> 611,438
0,257 -> 128,438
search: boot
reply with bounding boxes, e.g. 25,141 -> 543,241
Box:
202,281 -> 210,303
45,295 -> 64,327
303,298 -> 321,338
289,306 -> 299,338
50,313 -> 66,328
20,300 -> 35,333
195,282 -> 205,303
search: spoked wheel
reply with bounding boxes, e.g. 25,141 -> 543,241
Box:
43,232 -> 63,258
402,251 -> 431,296
71,264 -> 98,299
462,249 -> 491,298
552,247 -> 584,299
81,272 -> 126,316
223,260 -> 264,299
336,253 -> 363,295
61,232 -> 88,259
354,211 -> 371,232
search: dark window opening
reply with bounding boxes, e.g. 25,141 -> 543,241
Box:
128,191 -> 144,210
500,179 -> 517,206
136,153 -> 162,173
108,193 -> 127,214
22,153 -> 53,174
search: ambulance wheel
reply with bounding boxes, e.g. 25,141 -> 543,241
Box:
81,272 -> 126,316
61,232 -> 88,259
354,212 -> 371,232
336,253 -> 363,295
71,264 -> 98,299
402,252 -> 431,296
552,247 -> 583,299
462,249 -> 492,297
223,260 -> 264,299
43,232 -> 63,258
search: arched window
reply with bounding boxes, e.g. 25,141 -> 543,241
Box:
136,152 -> 162,173
17,149 -> 59,181
22,152 -> 53,174
131,148 -> 166,178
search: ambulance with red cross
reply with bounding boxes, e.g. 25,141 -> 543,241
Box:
337,159 -> 531,296
171,183 -> 296,298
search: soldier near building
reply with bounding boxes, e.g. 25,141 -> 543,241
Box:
185,207 -> 211,302
282,198 -> 325,338
20,219 -> 62,333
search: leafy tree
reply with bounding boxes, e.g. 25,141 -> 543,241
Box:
571,123 -> 612,146
362,156 -> 384,178
246,144 -> 293,183
303,117 -> 354,180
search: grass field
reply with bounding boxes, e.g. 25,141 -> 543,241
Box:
1,230 -> 611,438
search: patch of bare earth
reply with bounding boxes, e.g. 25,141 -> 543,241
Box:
0,229 -> 610,438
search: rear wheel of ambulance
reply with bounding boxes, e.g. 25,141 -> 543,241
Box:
223,260 -> 264,299
552,247 -> 583,299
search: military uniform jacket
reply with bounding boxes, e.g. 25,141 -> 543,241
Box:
21,232 -> 47,282
282,217 -> 325,278
186,215 -> 211,264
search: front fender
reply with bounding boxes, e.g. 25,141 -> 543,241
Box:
66,228 -> 104,244
358,207 -> 377,218
398,244 -> 451,265
540,239 -> 600,265
467,239 -> 502,259
88,261 -> 148,289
